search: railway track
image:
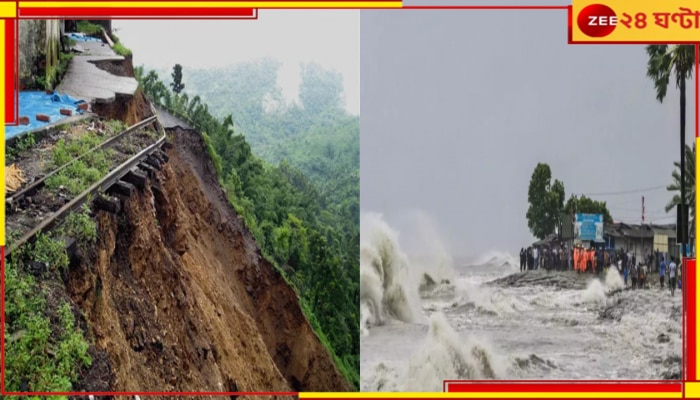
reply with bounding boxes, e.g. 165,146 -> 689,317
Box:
6,106 -> 169,257
7,115 -> 158,204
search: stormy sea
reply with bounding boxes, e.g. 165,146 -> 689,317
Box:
360,213 -> 683,392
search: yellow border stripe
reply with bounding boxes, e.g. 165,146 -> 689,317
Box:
301,393 -> 681,399
20,1 -> 402,8
0,1 -> 16,18
687,382 -> 700,398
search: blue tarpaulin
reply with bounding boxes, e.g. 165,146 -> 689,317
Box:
66,32 -> 103,43
6,91 -> 85,140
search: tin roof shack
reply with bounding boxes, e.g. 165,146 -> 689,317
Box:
604,222 -> 678,261
651,224 -> 679,260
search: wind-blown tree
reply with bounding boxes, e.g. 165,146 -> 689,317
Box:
187,95 -> 201,116
646,44 -> 695,247
526,163 -> 565,239
174,92 -> 189,116
666,143 -> 696,240
171,64 -> 185,94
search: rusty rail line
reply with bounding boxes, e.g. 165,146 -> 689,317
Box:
6,106 -> 168,258
7,115 -> 159,204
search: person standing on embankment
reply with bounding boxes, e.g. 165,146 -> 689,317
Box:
668,257 -> 677,296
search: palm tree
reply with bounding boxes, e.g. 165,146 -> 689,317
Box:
646,44 -> 695,252
665,143 -> 695,243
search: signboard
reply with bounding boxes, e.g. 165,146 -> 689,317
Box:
570,0 -> 700,44
574,213 -> 604,242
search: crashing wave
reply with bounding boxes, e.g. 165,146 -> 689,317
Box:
399,211 -> 456,290
419,273 -> 453,292
471,251 -> 520,270
360,213 -> 424,333
404,312 -> 505,391
582,268 -> 626,306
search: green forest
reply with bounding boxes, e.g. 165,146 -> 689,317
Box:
135,61 -> 360,389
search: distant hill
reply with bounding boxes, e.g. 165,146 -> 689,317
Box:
149,59 -> 358,210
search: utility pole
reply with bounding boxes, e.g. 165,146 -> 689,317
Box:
680,73 -> 687,262
641,196 -> 645,263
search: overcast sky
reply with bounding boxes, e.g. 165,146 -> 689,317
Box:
112,11 -> 359,115
360,9 -> 695,257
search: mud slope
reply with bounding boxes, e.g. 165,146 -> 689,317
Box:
91,56 -> 151,125
68,127 -> 351,393
91,88 -> 152,126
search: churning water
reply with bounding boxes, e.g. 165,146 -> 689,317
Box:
360,213 -> 683,392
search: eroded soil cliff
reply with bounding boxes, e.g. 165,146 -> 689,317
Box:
90,56 -> 151,126
67,127 -> 351,394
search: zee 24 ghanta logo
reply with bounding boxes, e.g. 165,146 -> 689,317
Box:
577,3 -> 700,38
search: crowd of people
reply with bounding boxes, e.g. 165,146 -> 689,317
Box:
519,245 -> 568,271
518,244 -> 682,294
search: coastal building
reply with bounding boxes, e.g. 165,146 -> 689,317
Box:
603,222 -> 679,261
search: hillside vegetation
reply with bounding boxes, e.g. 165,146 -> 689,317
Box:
136,61 -> 360,389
